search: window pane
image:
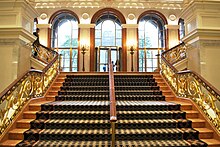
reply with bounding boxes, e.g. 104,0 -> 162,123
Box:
116,29 -> 122,38
100,50 -> 108,63
102,20 -> 115,46
72,58 -> 78,67
95,39 -> 101,47
95,30 -> 101,38
147,59 -> 153,67
116,39 -> 122,46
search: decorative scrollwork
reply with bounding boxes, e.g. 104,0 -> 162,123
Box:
161,42 -> 220,133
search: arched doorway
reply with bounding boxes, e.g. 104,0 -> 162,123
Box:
138,11 -> 167,72
91,8 -> 126,72
49,10 -> 79,72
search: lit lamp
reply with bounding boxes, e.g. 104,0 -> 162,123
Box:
80,42 -> 89,72
127,40 -> 136,72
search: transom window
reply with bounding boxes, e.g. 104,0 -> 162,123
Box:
95,14 -> 122,47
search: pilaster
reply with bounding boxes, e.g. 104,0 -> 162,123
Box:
122,24 -> 138,72
78,24 -> 95,72
165,25 -> 180,48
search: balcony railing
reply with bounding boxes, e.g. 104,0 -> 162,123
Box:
161,42 -> 220,133
0,44 -> 59,135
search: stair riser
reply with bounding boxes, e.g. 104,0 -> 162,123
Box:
29,105 -> 41,111
117,113 -> 186,120
192,121 -> 206,128
199,132 -> 213,139
186,113 -> 199,118
116,132 -> 199,140
17,122 -> 30,129
32,134 -> 110,141
31,123 -> 110,129
46,97 -> 55,101
9,133 -> 24,140
36,114 -> 109,120
180,105 -> 193,110
23,113 -> 36,119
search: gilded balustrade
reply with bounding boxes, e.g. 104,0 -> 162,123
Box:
0,44 -> 58,135
161,43 -> 220,133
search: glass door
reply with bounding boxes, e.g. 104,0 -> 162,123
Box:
97,46 -> 119,72
58,48 -> 78,72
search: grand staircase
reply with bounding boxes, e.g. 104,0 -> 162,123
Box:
114,75 -> 206,146
0,72 -> 220,147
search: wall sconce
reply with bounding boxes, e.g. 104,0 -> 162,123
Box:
80,41 -> 89,71
129,45 -> 135,72
127,40 -> 136,72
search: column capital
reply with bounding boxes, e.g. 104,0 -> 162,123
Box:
165,25 -> 179,30
78,24 -> 96,28
122,24 -> 138,29
37,24 -> 52,29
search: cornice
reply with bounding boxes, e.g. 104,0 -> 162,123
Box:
183,28 -> 220,44
31,0 -> 183,10
0,27 -> 36,43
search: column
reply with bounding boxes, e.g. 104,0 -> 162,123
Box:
122,24 -> 138,72
78,24 -> 95,72
0,0 -> 38,92
181,0 -> 220,90
165,25 -> 180,49
36,24 -> 51,47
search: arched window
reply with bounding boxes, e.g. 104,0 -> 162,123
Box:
33,18 -> 38,33
95,15 -> 122,47
95,13 -> 122,71
179,18 -> 185,41
138,12 -> 166,72
50,11 -> 79,72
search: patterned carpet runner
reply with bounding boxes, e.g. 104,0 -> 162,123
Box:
16,74 -> 207,146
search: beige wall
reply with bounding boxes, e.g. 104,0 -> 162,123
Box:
0,42 -> 17,92
182,0 -> 220,90
200,41 -> 220,90
0,0 -> 38,92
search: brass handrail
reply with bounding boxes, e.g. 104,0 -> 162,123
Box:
108,49 -> 117,147
33,44 -> 56,64
0,43 -> 59,135
161,42 -> 220,133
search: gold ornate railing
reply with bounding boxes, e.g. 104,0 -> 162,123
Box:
161,42 -> 220,133
33,44 -> 55,64
0,44 -> 59,135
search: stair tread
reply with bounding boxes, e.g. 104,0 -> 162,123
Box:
17,119 -> 35,123
42,101 -> 178,106
184,110 -> 199,113
194,128 -> 213,133
9,128 -> 28,133
0,140 -> 22,146
24,111 -> 38,114
169,101 -> 192,105
189,119 -> 206,122
30,101 -> 52,106
201,139 -> 220,145
33,140 -> 110,146
28,128 -> 196,135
